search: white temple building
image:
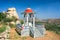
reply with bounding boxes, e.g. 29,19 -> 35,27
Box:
16,8 -> 46,38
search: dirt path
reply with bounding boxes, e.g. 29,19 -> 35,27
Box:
9,28 -> 60,40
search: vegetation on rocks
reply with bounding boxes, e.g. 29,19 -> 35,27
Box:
0,12 -> 6,21
0,25 -> 6,33
9,24 -> 16,28
0,12 -> 17,28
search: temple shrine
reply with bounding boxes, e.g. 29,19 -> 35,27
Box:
16,8 -> 46,38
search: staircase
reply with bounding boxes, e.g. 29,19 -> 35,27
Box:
30,25 -> 46,38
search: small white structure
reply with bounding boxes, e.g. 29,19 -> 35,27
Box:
16,8 -> 46,38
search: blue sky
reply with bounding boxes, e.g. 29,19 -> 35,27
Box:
0,0 -> 60,19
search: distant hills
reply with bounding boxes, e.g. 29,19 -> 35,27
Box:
35,18 -> 60,24
46,19 -> 60,24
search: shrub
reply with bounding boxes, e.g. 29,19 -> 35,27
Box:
45,23 -> 60,34
20,20 -> 24,24
0,25 -> 6,33
9,24 -> 16,28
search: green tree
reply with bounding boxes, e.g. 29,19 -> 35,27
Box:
0,12 -> 6,21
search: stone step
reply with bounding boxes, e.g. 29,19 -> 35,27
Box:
30,27 -> 46,38
21,29 -> 30,37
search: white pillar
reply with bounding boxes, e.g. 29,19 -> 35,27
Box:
33,16 -> 35,28
24,16 -> 25,26
26,14 -> 28,26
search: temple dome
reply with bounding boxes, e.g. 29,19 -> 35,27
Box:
25,8 -> 33,13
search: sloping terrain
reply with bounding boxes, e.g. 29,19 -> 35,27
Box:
10,28 -> 60,40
